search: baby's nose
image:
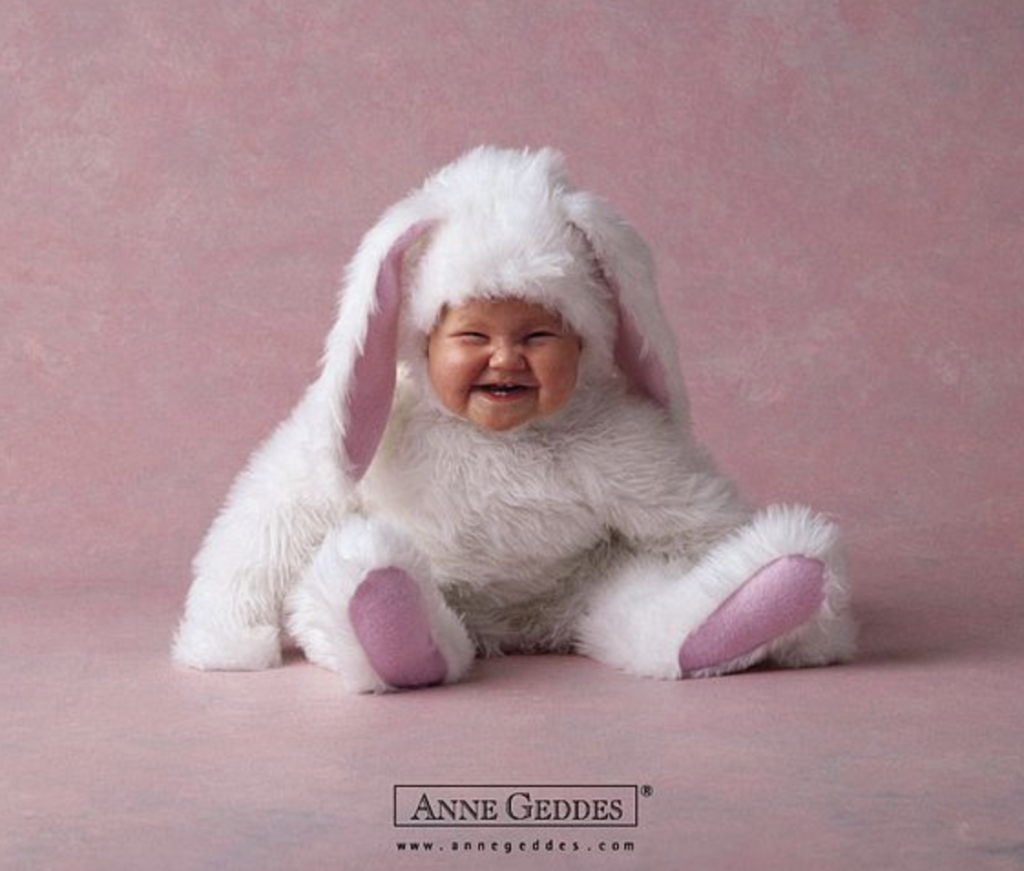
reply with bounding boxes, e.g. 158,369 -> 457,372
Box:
489,340 -> 527,369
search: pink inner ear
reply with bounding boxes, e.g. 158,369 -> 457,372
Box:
344,222 -> 432,480
607,276 -> 671,409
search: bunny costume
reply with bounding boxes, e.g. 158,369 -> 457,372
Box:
173,146 -> 855,692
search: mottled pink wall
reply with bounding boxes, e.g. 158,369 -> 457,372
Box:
3,1 -> 1023,587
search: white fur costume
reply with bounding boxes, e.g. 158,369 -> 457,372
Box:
173,146 -> 855,693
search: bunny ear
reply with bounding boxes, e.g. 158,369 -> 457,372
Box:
609,273 -> 672,410
563,191 -> 691,424
343,223 -> 430,479
319,218 -> 434,483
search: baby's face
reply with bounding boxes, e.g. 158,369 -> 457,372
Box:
427,298 -> 581,432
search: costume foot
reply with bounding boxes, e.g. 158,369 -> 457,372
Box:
678,556 -> 826,676
348,567 -> 448,689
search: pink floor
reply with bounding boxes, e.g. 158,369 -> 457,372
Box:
3,549 -> 1022,871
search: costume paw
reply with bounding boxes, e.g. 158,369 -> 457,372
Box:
678,556 -> 825,676
172,617 -> 282,671
349,567 -> 448,689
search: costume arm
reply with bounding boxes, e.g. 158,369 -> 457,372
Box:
172,385 -> 349,670
583,401 -> 751,564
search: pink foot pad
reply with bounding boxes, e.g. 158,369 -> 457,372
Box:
678,556 -> 826,675
349,567 -> 447,689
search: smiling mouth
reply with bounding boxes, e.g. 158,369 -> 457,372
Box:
474,383 -> 534,398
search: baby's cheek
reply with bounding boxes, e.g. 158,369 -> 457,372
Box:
554,354 -> 581,395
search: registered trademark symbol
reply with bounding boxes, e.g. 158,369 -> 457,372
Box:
640,785 -> 654,798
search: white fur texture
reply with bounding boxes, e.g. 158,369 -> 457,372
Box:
172,146 -> 856,691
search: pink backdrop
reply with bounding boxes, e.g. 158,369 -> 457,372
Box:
3,0 -> 1022,591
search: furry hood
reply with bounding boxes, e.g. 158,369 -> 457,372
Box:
315,146 -> 690,480
402,148 -> 617,373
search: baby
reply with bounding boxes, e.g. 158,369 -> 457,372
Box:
173,146 -> 855,692
427,298 -> 581,433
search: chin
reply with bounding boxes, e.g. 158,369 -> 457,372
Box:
471,415 -> 531,432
